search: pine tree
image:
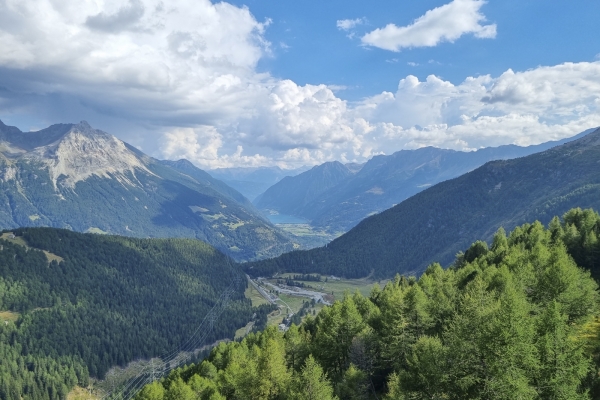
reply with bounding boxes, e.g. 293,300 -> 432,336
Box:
289,356 -> 336,400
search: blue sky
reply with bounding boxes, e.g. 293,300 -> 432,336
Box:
242,0 -> 599,98
0,0 -> 599,168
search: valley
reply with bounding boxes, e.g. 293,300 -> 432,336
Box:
3,1 -> 600,398
1,123 -> 600,399
0,120 -> 296,262
241,273 -> 380,334
252,128 -> 595,237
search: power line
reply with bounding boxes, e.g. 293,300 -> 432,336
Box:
102,256 -> 245,400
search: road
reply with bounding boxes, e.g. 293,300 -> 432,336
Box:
259,279 -> 332,305
246,275 -> 276,304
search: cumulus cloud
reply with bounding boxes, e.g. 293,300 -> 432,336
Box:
354,62 -> 600,150
161,126 -> 269,168
361,0 -> 496,52
86,0 -> 145,32
0,0 -> 598,169
0,0 -> 269,121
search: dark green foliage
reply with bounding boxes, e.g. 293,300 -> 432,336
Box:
0,322 -> 88,400
245,128 -> 600,278
139,211 -> 600,399
0,120 -> 294,262
254,129 -> 594,234
0,228 -> 251,398
291,274 -> 321,282
252,304 -> 278,333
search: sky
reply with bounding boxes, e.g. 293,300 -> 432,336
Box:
0,0 -> 599,169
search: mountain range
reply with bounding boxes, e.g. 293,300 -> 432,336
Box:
246,127 -> 600,278
209,165 -> 309,201
254,129 -> 595,233
0,120 -> 293,261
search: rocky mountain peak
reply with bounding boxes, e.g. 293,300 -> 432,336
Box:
41,123 -> 155,189
0,119 -> 154,189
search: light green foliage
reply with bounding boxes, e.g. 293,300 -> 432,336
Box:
337,364 -> 368,400
289,356 -> 337,400
165,378 -> 195,400
536,301 -> 590,400
136,209 -> 600,399
312,295 -> 367,379
0,227 -> 251,399
284,324 -> 311,372
135,381 -> 165,400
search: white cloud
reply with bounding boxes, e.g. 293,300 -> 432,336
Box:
161,127 -> 269,168
354,62 -> 600,150
336,18 -> 365,31
0,0 -> 270,123
361,0 -> 496,52
0,0 -> 598,169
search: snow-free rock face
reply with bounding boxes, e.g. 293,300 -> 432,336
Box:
25,121 -> 155,188
0,120 -> 294,261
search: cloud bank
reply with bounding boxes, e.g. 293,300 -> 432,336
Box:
0,0 -> 598,169
361,0 -> 496,51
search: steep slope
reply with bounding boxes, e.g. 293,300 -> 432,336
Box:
142,214 -> 600,399
254,161 -> 354,216
0,227 -> 252,397
245,128 -> 600,278
160,158 -> 254,208
0,120 -> 293,260
254,129 -> 595,233
209,166 -> 309,200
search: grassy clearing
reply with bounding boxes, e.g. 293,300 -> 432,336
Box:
0,310 -> 20,323
67,386 -> 100,400
85,227 -> 108,234
320,278 -> 384,301
273,273 -> 385,302
1,232 -> 28,247
276,224 -> 330,237
244,283 -> 269,307
1,232 -> 64,264
234,321 -> 254,340
275,224 -> 341,249
277,294 -> 322,316
224,221 -> 245,230
201,213 -> 225,222
277,294 -> 307,314
44,250 -> 64,263
266,308 -> 285,327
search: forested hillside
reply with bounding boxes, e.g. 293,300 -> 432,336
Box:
0,120 -> 294,261
0,228 -> 253,400
246,128 -> 600,278
254,161 -> 354,217
253,128 -> 594,234
135,209 -> 600,399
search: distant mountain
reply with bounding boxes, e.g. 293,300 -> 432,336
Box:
253,129 -> 596,233
245,127 -> 600,279
160,158 -> 253,207
254,161 -> 354,217
0,120 -> 293,260
209,165 -> 309,200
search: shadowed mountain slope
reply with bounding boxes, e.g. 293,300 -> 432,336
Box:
253,128 -> 595,233
0,120 -> 293,261
245,128 -> 600,278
